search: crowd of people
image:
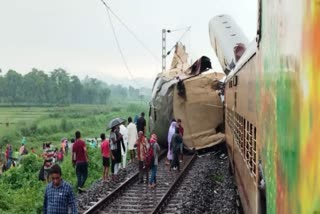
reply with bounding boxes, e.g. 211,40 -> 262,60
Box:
1,111 -> 185,213
1,137 -> 39,172
42,112 -> 186,213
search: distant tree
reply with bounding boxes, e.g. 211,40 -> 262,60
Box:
22,68 -> 49,104
110,84 -> 128,98
70,75 -> 82,103
50,68 -> 71,105
99,88 -> 111,104
128,85 -> 139,98
3,70 -> 23,104
0,76 -> 5,102
0,68 -> 146,106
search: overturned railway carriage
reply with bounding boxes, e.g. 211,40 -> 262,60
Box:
210,0 -> 320,213
149,43 -> 225,150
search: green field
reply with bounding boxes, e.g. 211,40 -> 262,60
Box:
0,102 -> 148,214
0,103 -> 147,151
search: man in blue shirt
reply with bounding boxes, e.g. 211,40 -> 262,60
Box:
43,164 -> 77,214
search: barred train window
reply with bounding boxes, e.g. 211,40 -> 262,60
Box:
228,110 -> 257,180
244,121 -> 257,178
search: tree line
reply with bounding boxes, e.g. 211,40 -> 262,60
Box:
0,68 -> 146,105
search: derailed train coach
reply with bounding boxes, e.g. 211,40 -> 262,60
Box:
149,43 -> 225,150
210,1 -> 320,214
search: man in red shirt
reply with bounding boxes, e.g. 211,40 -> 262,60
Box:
100,133 -> 110,182
72,131 -> 88,193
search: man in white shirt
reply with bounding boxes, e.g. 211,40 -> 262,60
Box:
119,123 -> 128,168
126,117 -> 138,163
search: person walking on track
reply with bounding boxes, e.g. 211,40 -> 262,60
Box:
135,131 -> 149,184
72,131 -> 88,193
100,133 -> 110,182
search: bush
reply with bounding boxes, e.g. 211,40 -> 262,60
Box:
126,103 -> 142,113
20,123 -> 38,137
20,127 -> 31,136
0,135 -> 11,146
30,123 -> 38,134
49,113 -> 61,118
111,107 -> 121,112
61,118 -> 67,132
50,124 -> 59,133
38,126 -> 50,135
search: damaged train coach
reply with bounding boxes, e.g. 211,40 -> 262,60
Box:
210,0 -> 320,213
149,42 -> 225,150
209,14 -> 261,214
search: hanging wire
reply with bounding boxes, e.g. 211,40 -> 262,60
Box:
100,0 -> 160,64
166,26 -> 191,56
100,0 -> 140,87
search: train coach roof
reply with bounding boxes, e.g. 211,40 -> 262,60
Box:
225,40 -> 257,82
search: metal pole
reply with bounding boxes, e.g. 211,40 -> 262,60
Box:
162,29 -> 166,73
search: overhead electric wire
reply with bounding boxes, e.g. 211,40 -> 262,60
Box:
167,26 -> 191,56
100,0 -> 160,64
167,26 -> 191,33
100,0 -> 140,87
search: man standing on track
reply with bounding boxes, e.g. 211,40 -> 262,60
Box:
136,112 -> 146,134
135,131 -> 149,184
72,131 -> 88,193
127,117 -> 138,163
119,123 -> 128,168
171,127 -> 183,171
149,134 -> 160,188
100,133 -> 110,182
110,127 -> 118,181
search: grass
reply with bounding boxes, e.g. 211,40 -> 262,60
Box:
211,173 -> 224,183
0,103 -> 149,152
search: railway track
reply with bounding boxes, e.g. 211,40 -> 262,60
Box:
84,153 -> 197,214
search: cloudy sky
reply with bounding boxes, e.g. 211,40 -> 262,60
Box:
0,0 -> 257,87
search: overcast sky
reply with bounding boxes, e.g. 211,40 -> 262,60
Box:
0,0 -> 257,87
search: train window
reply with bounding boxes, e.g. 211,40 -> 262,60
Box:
229,81 -> 232,88
233,114 -> 258,180
154,108 -> 157,121
234,112 -> 244,152
242,119 -> 246,154
245,120 -> 250,162
230,34 -> 236,36
222,21 -> 228,24
234,92 -> 237,108
226,26 -> 231,29
253,127 -> 257,175
233,76 -> 238,86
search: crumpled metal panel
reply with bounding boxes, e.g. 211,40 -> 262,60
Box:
149,77 -> 178,146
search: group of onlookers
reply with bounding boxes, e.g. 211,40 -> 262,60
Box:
100,112 -> 147,182
2,139 -> 33,172
166,118 -> 184,171
42,112 -> 185,213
